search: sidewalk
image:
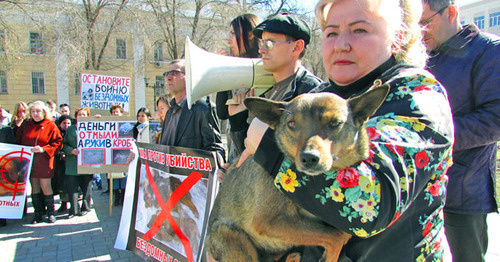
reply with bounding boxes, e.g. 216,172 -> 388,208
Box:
1,187 -> 499,262
0,189 -> 141,262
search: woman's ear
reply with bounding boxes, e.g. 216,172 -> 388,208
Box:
248,32 -> 254,41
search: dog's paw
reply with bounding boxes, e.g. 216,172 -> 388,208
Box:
285,252 -> 301,262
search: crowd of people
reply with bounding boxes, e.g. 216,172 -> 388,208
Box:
0,97 -> 170,224
0,0 -> 498,261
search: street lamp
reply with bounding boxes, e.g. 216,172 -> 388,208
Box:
144,77 -> 164,111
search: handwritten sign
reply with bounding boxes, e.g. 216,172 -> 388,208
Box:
77,116 -> 136,173
80,73 -> 131,112
115,142 -> 220,262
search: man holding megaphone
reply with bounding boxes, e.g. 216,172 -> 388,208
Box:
233,13 -> 324,169
159,59 -> 225,159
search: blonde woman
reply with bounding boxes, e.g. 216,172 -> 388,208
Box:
16,101 -> 62,223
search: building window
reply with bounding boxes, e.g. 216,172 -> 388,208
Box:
116,38 -> 126,59
0,29 -> 5,52
474,16 -> 485,29
154,42 -> 163,61
30,32 -> 44,54
31,71 -> 45,94
74,73 -> 80,95
0,71 -> 7,94
490,12 -> 500,27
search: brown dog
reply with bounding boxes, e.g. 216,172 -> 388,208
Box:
205,85 -> 390,262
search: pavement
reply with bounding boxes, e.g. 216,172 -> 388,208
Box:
0,189 -> 141,262
1,186 -> 500,262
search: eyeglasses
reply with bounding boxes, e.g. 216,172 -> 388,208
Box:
419,6 -> 448,26
258,39 -> 292,50
163,69 -> 184,77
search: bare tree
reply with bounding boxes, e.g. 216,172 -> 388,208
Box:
81,0 -> 131,70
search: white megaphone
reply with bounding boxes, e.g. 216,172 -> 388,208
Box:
185,36 -> 275,108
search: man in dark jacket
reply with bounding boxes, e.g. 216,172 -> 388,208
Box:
421,1 -> 500,261
159,59 -> 225,160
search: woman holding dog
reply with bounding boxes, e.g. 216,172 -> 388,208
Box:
229,0 -> 455,261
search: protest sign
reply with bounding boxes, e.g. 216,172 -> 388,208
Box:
77,116 -> 136,174
115,142 -> 220,262
80,73 -> 131,112
0,143 -> 34,219
149,120 -> 162,144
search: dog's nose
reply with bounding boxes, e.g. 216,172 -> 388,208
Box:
300,152 -> 320,168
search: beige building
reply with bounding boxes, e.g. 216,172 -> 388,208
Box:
459,0 -> 500,36
0,1 -> 228,117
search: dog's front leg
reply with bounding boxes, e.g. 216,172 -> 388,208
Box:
252,210 -> 351,262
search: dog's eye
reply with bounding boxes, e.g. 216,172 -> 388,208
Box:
328,120 -> 342,129
287,121 -> 296,130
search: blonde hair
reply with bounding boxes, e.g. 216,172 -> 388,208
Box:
11,102 -> 29,121
315,0 -> 427,68
29,100 -> 52,120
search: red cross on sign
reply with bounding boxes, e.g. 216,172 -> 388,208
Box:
142,161 -> 202,262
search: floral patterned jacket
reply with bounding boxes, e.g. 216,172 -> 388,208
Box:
268,61 -> 454,261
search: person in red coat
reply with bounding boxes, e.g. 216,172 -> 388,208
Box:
16,100 -> 62,223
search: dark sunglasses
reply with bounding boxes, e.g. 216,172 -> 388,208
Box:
163,69 -> 185,77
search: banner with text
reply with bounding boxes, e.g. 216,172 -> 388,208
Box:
81,73 -> 131,112
0,143 -> 34,219
115,142 -> 219,262
77,116 -> 136,174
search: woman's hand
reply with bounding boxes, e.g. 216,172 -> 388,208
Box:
127,150 -> 135,165
71,148 -> 78,155
236,118 -> 268,167
228,89 -> 254,116
216,49 -> 229,56
32,145 -> 44,153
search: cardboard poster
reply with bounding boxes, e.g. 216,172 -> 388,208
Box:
115,142 -> 220,262
80,73 -> 131,112
77,116 -> 136,174
0,143 -> 34,219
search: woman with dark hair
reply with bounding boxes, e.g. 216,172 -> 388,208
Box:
63,108 -> 93,217
53,114 -> 73,213
133,107 -> 151,143
215,13 -> 261,163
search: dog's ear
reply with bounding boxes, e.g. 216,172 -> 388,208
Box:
348,84 -> 390,126
244,97 -> 287,129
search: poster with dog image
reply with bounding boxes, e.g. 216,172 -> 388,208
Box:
77,116 -> 136,174
0,143 -> 34,219
115,142 -> 220,262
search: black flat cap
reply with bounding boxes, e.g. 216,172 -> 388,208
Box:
253,14 -> 311,46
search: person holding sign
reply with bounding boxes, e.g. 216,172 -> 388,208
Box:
110,104 -> 127,206
15,101 -> 63,224
63,108 -> 94,217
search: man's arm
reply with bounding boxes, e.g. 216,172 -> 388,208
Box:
453,43 -> 500,151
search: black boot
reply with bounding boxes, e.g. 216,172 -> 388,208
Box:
113,190 -> 120,206
57,201 -> 68,213
68,193 -> 80,218
44,195 -> 56,223
31,193 -> 43,224
120,189 -> 125,206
